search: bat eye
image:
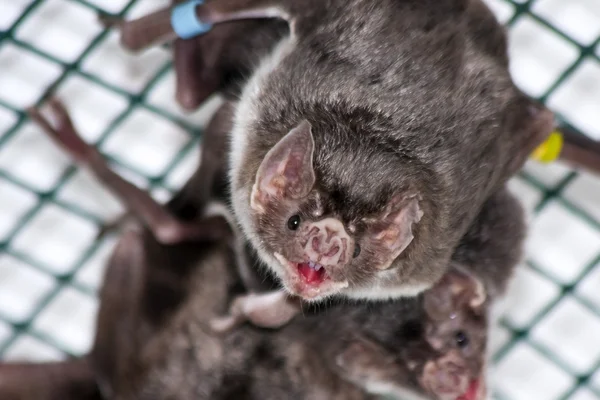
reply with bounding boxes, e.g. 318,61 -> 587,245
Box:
353,244 -> 361,258
287,215 -> 301,231
455,331 -> 469,348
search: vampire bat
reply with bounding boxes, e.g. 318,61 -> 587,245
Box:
222,0 -> 550,303
100,1 -> 600,335
8,94 -> 524,400
333,267 -> 491,400
102,0 -> 554,303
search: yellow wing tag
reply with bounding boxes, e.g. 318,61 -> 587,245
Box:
530,130 -> 564,163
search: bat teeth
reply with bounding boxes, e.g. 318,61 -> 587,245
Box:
307,261 -> 324,271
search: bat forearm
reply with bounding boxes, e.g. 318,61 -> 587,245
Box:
557,125 -> 600,176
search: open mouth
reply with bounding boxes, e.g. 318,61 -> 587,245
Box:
273,252 -> 348,300
297,261 -> 328,285
456,379 -> 480,400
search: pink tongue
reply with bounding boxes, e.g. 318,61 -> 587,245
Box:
298,263 -> 326,284
456,380 -> 480,400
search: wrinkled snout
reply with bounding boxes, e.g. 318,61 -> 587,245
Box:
421,351 -> 481,400
302,218 -> 352,267
431,365 -> 465,397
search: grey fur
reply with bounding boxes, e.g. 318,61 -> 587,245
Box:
104,0 -> 544,301
225,0 -> 552,301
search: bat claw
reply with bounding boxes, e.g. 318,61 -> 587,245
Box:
210,315 -> 242,333
175,86 -> 205,112
96,212 -> 135,241
211,290 -> 301,332
97,13 -> 123,29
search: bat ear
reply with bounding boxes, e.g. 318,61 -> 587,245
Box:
368,195 -> 423,270
251,120 -> 316,213
423,267 -> 487,320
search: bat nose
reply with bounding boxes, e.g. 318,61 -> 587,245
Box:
306,233 -> 346,266
436,369 -> 459,389
303,218 -> 352,266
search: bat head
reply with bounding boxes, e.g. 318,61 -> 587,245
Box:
333,267 -> 489,400
419,268 -> 489,400
240,119 -> 424,301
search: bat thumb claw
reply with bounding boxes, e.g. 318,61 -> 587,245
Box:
210,315 -> 241,333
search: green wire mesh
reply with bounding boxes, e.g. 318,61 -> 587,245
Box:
0,0 -> 207,356
0,1 -> 599,399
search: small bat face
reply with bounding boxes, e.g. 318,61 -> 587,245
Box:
223,0 -> 556,304
419,270 -> 488,400
243,119 -> 423,300
334,268 -> 489,400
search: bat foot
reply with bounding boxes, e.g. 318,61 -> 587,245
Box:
26,97 -> 92,163
97,13 -> 123,29
96,212 -> 134,241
